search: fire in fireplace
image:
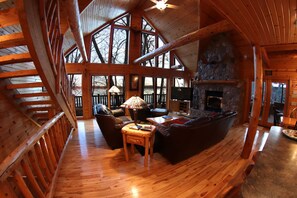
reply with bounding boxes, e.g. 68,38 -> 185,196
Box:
205,90 -> 223,112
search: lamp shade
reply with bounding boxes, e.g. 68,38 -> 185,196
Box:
121,96 -> 147,109
108,85 -> 120,93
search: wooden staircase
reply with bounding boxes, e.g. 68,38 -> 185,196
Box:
0,0 -> 76,126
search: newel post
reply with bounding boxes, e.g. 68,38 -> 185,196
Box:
241,45 -> 263,159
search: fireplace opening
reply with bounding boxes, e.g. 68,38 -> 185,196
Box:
205,90 -> 223,112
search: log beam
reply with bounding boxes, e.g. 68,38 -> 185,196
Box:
6,82 -> 44,89
0,8 -> 19,28
261,47 -> 270,68
0,33 -> 26,49
133,20 -> 233,64
0,69 -> 38,79
62,0 -> 88,62
0,53 -> 32,66
241,45 -> 263,159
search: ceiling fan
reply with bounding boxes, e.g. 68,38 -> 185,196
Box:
145,0 -> 178,12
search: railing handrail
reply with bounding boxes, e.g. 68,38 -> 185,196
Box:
0,112 -> 65,181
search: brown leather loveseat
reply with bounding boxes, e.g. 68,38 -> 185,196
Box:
94,104 -> 132,149
155,111 -> 237,164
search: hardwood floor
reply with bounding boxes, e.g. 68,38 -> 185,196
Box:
54,119 -> 269,197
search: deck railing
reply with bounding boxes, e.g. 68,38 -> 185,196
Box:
0,112 -> 74,197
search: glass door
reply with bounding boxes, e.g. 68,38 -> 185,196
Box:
268,82 -> 286,125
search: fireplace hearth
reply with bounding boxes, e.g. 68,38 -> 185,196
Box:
205,90 -> 223,112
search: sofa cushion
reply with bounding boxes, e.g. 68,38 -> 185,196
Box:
156,124 -> 170,136
111,108 -> 125,117
115,117 -> 123,124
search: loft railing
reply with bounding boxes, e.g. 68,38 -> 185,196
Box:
17,0 -> 76,126
0,112 -> 74,197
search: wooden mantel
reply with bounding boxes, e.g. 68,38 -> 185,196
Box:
192,80 -> 239,85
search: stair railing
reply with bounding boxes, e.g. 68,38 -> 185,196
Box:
0,112 -> 74,197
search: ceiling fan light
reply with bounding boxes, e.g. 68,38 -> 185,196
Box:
156,1 -> 167,10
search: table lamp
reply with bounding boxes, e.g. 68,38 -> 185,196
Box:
121,96 -> 147,129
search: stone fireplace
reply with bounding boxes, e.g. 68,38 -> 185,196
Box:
190,33 -> 243,124
205,90 -> 223,112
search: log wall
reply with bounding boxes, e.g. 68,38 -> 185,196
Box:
0,92 -> 39,164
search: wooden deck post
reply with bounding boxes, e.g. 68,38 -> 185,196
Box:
241,45 -> 263,159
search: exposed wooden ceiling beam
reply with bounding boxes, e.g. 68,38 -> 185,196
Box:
261,47 -> 270,68
0,33 -> 26,49
62,0 -> 88,62
133,20 -> 233,64
6,82 -> 44,89
0,53 -> 32,66
0,8 -> 19,28
264,43 -> 297,52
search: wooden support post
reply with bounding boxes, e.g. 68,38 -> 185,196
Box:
241,45 -> 263,159
82,67 -> 92,118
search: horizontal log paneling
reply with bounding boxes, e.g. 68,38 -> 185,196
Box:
0,93 -> 39,164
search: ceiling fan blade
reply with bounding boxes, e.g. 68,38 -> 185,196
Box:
144,5 -> 157,12
166,4 -> 178,9
163,0 -> 169,3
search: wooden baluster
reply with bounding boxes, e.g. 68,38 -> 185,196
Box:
28,150 -> 49,191
13,169 -> 34,198
44,133 -> 57,168
20,159 -> 45,198
0,181 -> 18,198
39,138 -> 55,174
47,129 -> 60,160
53,124 -> 63,154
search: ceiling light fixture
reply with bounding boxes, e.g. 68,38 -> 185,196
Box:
156,1 -> 167,10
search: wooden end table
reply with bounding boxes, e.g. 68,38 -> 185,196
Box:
121,123 -> 156,167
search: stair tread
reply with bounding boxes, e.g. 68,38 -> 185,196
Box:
0,33 -> 26,49
27,107 -> 52,112
6,82 -> 44,89
14,92 -> 49,98
0,69 -> 38,79
0,53 -> 32,66
0,8 -> 19,28
20,100 -> 54,106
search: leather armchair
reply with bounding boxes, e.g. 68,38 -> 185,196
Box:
95,114 -> 132,149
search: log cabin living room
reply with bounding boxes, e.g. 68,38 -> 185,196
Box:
0,0 -> 296,197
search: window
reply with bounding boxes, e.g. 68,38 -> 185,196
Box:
91,26 -> 111,63
142,18 -> 155,32
174,56 -> 184,71
91,14 -> 130,64
156,78 -> 167,107
92,75 -> 108,106
112,28 -> 129,64
110,76 -> 125,108
158,38 -> 170,69
141,33 -> 156,67
174,78 -> 185,87
65,48 -> 83,63
68,74 -> 83,116
143,77 -> 154,106
143,77 -> 167,108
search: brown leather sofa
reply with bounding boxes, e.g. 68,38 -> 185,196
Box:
155,111 -> 237,164
129,107 -> 168,122
94,104 -> 132,149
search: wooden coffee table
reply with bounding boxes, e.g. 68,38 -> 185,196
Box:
146,116 -> 180,125
121,123 -> 156,167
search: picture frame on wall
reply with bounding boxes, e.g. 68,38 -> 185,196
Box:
130,74 -> 139,90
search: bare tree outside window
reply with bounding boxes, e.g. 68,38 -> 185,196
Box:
91,26 -> 111,63
141,33 -> 156,67
65,48 -> 83,63
115,15 -> 129,26
142,18 -> 155,32
112,28 -> 129,64
158,38 -> 170,69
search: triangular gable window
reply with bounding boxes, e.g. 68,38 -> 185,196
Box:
65,48 -> 83,63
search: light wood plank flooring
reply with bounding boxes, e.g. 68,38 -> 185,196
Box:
54,119 -> 269,197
